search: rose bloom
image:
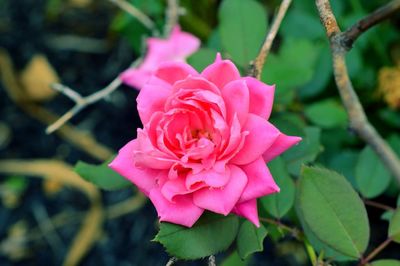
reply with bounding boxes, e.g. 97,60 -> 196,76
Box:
110,54 -> 301,227
120,25 -> 200,90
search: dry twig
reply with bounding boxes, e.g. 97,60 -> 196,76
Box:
341,0 -> 400,49
45,77 -> 121,134
315,0 -> 400,184
252,0 -> 292,79
164,0 -> 180,36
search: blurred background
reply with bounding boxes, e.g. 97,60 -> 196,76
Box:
0,0 -> 399,265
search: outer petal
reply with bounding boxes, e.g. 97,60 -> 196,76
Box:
120,69 -> 152,90
243,77 -> 275,119
193,165 -> 247,215
239,157 -> 279,203
231,199 -> 260,227
137,83 -> 171,124
154,62 -> 198,85
221,80 -> 249,125
230,114 -> 280,165
202,56 -> 240,89
262,133 -> 302,163
108,139 -> 159,196
149,188 -> 204,227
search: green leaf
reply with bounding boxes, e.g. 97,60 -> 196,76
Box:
280,9 -> 324,40
355,146 -> 391,198
262,38 -> 319,104
298,166 -> 370,259
388,134 -> 400,156
381,211 -> 394,222
221,251 -> 249,266
261,157 -> 295,218
188,48 -> 218,72
282,127 -> 322,176
299,44 -> 332,99
74,160 -> 131,190
304,99 -> 348,129
236,220 -> 267,260
154,212 -> 239,259
296,195 -> 354,261
371,260 -> 400,266
219,0 -> 267,67
328,150 -> 358,189
389,208 -> 400,243
380,109 -> 400,128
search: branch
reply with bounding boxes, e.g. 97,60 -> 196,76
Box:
342,0 -> 400,49
315,0 -> 400,185
252,0 -> 292,79
46,77 -> 122,134
358,238 -> 393,266
108,0 -> 156,32
164,0 -> 181,36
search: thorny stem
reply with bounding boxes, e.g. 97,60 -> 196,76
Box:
342,0 -> 400,49
252,0 -> 292,79
358,238 -> 393,266
46,59 -> 141,134
108,0 -> 156,32
315,0 -> 400,185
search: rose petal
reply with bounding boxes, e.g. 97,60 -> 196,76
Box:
244,77 -> 275,119
161,177 -> 206,202
231,199 -> 260,227
120,69 -> 152,90
230,114 -> 280,165
108,139 -> 159,195
202,56 -> 240,89
239,157 -> 279,203
169,25 -> 201,58
193,165 -> 247,215
149,188 -> 204,227
222,80 -> 249,125
135,129 -> 176,169
154,62 -> 198,85
137,83 -> 171,125
262,133 -> 302,163
186,167 -> 231,189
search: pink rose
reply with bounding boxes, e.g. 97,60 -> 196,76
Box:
120,25 -> 200,90
110,54 -> 301,227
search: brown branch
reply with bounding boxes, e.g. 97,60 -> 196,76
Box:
342,0 -> 400,49
252,0 -> 292,79
363,199 -> 395,212
315,0 -> 400,185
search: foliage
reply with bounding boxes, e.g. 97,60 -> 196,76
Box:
69,0 -> 400,264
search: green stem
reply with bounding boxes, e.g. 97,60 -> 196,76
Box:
304,238 -> 318,266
